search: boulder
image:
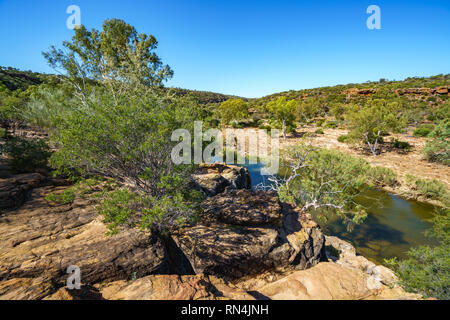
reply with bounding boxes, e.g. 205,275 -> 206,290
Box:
255,262 -> 420,300
172,189 -> 325,279
191,163 -> 251,196
325,236 -> 405,290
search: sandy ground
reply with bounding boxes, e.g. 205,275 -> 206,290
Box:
223,125 -> 450,190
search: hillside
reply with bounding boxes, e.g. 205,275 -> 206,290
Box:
252,74 -> 450,105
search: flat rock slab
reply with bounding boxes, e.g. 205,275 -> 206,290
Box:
202,189 -> 282,226
0,184 -> 168,299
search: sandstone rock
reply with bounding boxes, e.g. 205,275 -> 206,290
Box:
94,274 -> 255,300
192,163 -> 250,196
435,86 -> 449,94
255,262 -> 420,300
324,236 -> 412,295
172,189 -> 324,279
257,262 -> 372,300
201,189 -> 282,226
0,277 -> 54,300
0,185 -> 169,299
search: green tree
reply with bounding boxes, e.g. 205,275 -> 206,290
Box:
218,98 -> 249,125
263,145 -> 370,229
42,18 -> 173,102
266,97 -> 297,140
26,19 -> 203,234
346,99 -> 407,156
296,98 -> 321,123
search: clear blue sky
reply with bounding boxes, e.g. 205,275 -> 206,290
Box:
0,0 -> 449,97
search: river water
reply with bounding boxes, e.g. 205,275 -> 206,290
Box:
242,161 -> 437,264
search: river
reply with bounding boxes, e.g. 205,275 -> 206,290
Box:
242,161 -> 437,264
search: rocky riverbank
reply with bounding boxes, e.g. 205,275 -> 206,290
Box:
0,163 -> 419,300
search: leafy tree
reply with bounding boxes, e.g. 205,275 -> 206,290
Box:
42,18 -> 173,104
218,98 -> 249,125
260,145 -> 371,229
386,208 -> 450,300
346,99 -> 407,156
266,97 -> 297,140
26,19 -> 204,234
296,98 -> 321,123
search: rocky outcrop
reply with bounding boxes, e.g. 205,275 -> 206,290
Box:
324,236 -> 399,289
0,184 -> 169,299
395,86 -> 449,96
233,236 -> 420,300
343,86 -> 449,98
172,189 -> 325,279
191,163 -> 251,196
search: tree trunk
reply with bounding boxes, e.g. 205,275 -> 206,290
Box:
365,133 -> 378,156
282,119 -> 286,141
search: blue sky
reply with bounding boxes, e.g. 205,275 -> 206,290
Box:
0,0 -> 449,97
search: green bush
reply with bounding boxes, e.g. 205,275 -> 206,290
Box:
258,124 -> 272,130
414,124 -> 434,137
393,139 -> 412,151
316,119 -> 325,127
415,179 -> 449,204
2,137 -> 50,173
230,120 -> 244,128
325,121 -> 338,129
366,166 -> 398,187
0,127 -> 6,139
315,128 -> 324,134
45,188 -> 76,204
337,134 -> 351,143
422,119 -> 449,165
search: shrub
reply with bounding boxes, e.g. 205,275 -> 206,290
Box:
2,137 -> 50,173
422,120 -> 449,165
415,179 -> 449,204
315,128 -> 324,134
259,124 -> 272,130
413,124 -> 434,137
0,127 -> 6,139
366,166 -> 398,187
337,134 -> 351,143
393,139 -> 412,151
45,188 -> 76,204
325,121 -> 338,129
230,120 -> 243,128
316,119 -> 325,127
